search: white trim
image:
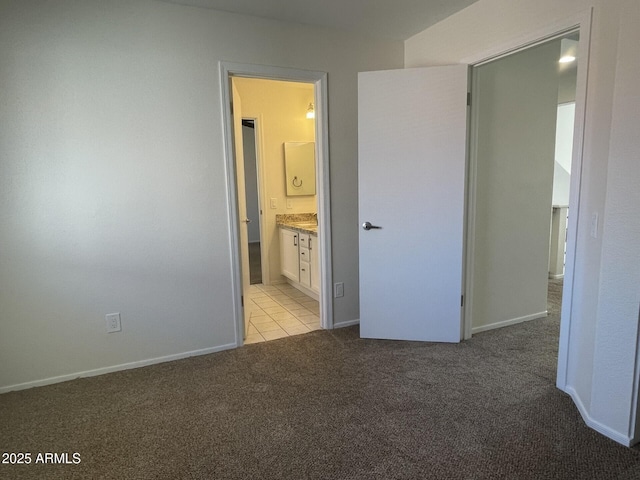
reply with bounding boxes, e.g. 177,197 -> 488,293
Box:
564,386 -> 634,447
0,343 -> 236,394
333,319 -> 360,329
460,10 -> 589,66
219,61 -> 334,348
556,9 -> 593,391
463,68 -> 479,341
471,311 -> 547,335
549,273 -> 565,280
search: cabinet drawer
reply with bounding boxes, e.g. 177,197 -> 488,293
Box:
298,233 -> 310,249
299,261 -> 311,286
299,246 -> 310,263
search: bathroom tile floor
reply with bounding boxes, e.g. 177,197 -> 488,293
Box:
244,283 -> 321,344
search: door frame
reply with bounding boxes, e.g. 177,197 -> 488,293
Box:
461,9 -> 593,391
219,61 -> 333,346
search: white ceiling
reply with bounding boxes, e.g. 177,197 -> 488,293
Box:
160,0 -> 478,41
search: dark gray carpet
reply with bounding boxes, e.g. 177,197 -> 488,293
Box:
1,281 -> 639,479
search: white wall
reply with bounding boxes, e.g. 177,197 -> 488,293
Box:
233,78 -> 316,284
471,39 -> 560,332
406,0 -> 640,445
590,0 -> 640,444
552,103 -> 575,207
0,0 -> 403,390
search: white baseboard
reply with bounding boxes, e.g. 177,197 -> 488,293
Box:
563,386 -> 633,447
333,319 -> 360,329
0,343 -> 237,394
549,273 -> 564,279
471,311 -> 547,335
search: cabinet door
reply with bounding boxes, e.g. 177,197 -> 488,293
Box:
279,228 -> 299,282
299,257 -> 311,287
310,235 -> 320,294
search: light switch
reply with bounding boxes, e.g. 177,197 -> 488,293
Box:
270,198 -> 277,209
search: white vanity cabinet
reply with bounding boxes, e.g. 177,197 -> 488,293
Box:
279,227 -> 320,299
279,228 -> 300,282
298,233 -> 311,287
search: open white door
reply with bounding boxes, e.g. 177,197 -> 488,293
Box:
231,80 -> 251,339
358,65 -> 468,342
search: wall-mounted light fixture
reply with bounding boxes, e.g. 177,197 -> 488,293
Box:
306,102 -> 315,119
559,38 -> 578,64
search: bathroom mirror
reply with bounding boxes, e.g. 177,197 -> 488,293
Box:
284,142 -> 316,196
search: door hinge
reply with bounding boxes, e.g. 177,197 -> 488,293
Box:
461,295 -> 464,307
241,295 -> 244,307
466,92 -> 471,106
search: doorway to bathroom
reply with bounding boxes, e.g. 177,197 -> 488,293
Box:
220,62 -> 333,347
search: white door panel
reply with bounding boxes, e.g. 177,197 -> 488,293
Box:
232,81 -> 251,339
358,65 -> 468,342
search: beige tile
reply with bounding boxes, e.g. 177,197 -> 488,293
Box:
250,315 -> 274,325
262,305 -> 287,314
269,311 -> 296,321
245,334 -> 265,344
276,318 -> 305,329
270,293 -> 289,301
258,285 -> 280,293
298,314 -> 320,326
261,329 -> 290,341
253,298 -> 278,307
284,287 -> 306,296
283,324 -> 310,336
247,290 -> 268,299
300,299 -> 319,307
277,297 -> 299,306
306,323 -> 322,331
247,304 -> 264,315
275,284 -> 297,292
247,325 -> 259,335
285,305 -> 312,315
255,321 -> 284,333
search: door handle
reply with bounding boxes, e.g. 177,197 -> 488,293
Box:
362,221 -> 382,231
242,218 -> 251,223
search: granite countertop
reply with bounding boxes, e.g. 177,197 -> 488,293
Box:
276,213 -> 318,235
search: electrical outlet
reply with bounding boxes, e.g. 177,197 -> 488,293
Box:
286,198 -> 293,209
105,313 -> 122,333
334,282 -> 344,298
